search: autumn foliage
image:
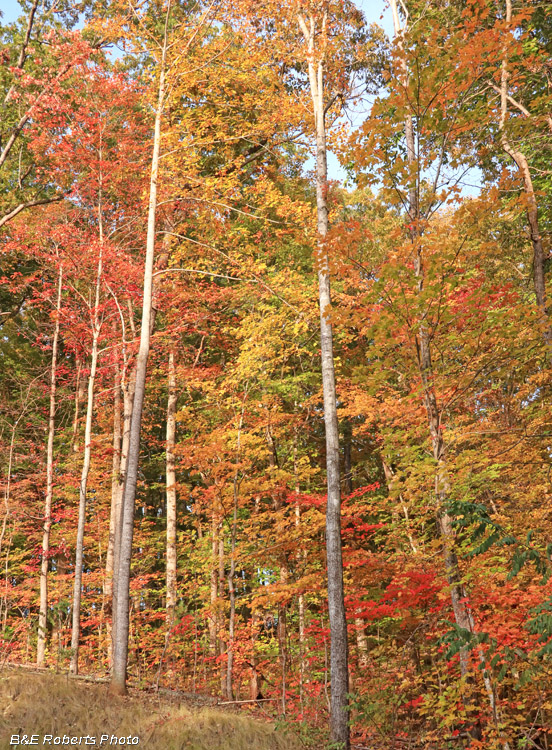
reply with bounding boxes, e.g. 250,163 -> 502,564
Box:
2,0 -> 552,748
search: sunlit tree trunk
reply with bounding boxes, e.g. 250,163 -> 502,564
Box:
70,236 -> 103,675
226,402 -> 245,701
218,521 -> 227,699
209,513 -> 218,656
71,358 -> 84,453
225,501 -> 237,702
293,433 -> 306,707
166,350 -> 177,622
104,364 -> 122,667
111,354 -> 136,657
266,422 -> 288,702
297,11 -> 349,747
37,264 -> 63,667
110,6 -> 169,695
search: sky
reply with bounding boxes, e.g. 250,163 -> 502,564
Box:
1,0 -> 394,184
1,0 -> 481,193
0,0 -> 394,31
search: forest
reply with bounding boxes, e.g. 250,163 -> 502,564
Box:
1,0 -> 552,748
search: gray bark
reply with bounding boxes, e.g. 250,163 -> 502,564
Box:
37,265 -> 63,667
70,241 -> 103,675
104,364 -> 122,667
110,14 -> 169,691
298,11 -> 349,748
166,350 -> 177,620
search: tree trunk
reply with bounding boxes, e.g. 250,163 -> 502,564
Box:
70,245 -> 103,675
209,513 -> 218,656
104,364 -> 122,667
160,349 -> 178,678
218,522 -> 227,699
343,422 -> 353,496
110,9 -> 169,695
71,358 -> 84,453
111,358 -> 136,657
354,619 -> 368,669
226,501 -> 237,702
166,350 -> 177,621
297,12 -> 349,747
293,433 -> 306,708
37,264 -> 63,667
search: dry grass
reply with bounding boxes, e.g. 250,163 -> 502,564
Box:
0,671 -> 306,750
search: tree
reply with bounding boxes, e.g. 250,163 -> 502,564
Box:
110,0 -> 172,695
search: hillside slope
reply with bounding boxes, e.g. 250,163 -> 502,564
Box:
0,671 -> 306,750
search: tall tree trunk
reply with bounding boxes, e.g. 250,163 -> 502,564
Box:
218,522 -> 227,699
293,432 -> 306,707
166,350 -> 177,622
209,513 -> 218,656
266,421 -> 289,698
110,7 -> 169,695
71,358 -> 83,453
297,12 -> 349,747
111,358 -> 136,659
104,364 -> 122,667
160,349 -> 178,680
343,422 -> 353,496
226,401 -> 245,702
70,244 -> 103,675
37,265 -> 63,667
225,501 -> 237,702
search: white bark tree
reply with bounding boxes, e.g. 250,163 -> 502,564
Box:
110,2 -> 171,695
37,263 -> 63,667
297,10 -> 349,748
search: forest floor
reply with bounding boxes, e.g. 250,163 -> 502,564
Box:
0,669 -> 307,750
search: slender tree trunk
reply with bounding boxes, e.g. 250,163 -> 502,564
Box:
297,12 -> 349,747
225,400 -> 247,701
354,619 -> 368,669
209,513 -> 218,655
226,501 -> 237,702
249,611 -> 260,700
166,350 -> 177,621
343,422 -> 353,496
70,247 -> 103,675
266,422 -> 289,698
104,364 -> 122,667
71,358 -> 83,453
110,9 -> 169,694
293,433 -> 306,707
343,426 -> 369,668
218,522 -> 227,699
37,265 -> 63,667
111,360 -> 136,657
160,349 -> 178,679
